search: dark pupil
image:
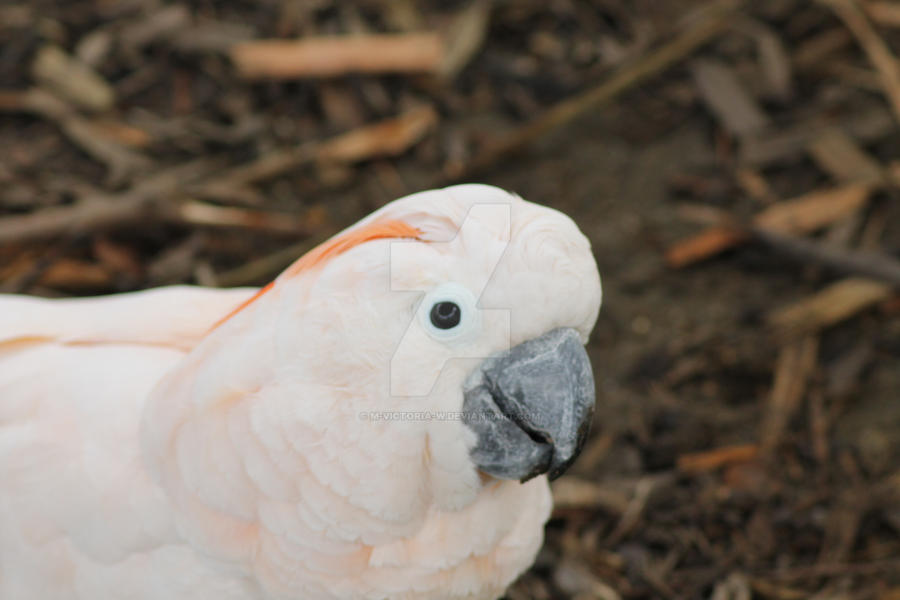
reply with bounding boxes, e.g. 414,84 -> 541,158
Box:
430,301 -> 461,329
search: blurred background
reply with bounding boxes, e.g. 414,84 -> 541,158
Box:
2,0 -> 900,597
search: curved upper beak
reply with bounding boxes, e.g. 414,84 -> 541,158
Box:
462,327 -> 595,482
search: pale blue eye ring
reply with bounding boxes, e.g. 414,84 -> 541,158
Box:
419,283 -> 480,342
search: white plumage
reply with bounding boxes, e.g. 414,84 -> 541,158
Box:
0,185 -> 601,599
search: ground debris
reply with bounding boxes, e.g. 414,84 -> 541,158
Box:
691,58 -> 770,136
2,1 -> 900,598
231,33 -> 446,79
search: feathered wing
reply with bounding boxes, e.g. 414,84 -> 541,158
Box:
0,286 -> 259,600
0,285 -> 257,351
0,184 -> 596,600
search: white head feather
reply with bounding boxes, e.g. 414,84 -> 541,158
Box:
141,184 -> 602,599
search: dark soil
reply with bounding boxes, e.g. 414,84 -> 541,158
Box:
2,1 -> 900,598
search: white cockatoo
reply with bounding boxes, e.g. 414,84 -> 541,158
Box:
0,184 -> 602,600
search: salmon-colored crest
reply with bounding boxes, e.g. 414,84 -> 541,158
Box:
212,219 -> 421,330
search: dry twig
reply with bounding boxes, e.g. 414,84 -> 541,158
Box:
767,278 -> 893,337
452,0 -> 741,179
752,228 -> 900,286
806,128 -> 884,184
666,181 -> 876,267
0,159 -> 220,244
551,477 -> 630,514
741,106 -> 893,166
31,45 -> 114,112
439,1 -> 491,79
231,33 -> 444,78
864,1 -> 900,27
170,202 -> 327,235
823,0 -> 900,124
677,444 -> 760,473
0,88 -> 149,182
691,58 -> 770,136
199,105 -> 437,193
761,337 -> 819,453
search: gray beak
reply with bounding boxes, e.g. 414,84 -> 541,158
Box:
462,327 -> 595,482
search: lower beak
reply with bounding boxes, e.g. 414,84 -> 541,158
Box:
462,327 -> 595,482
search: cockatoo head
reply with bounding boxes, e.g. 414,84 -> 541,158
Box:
259,184 -> 602,507
141,184 -> 602,596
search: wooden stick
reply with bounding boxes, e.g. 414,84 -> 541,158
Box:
0,88 -> 149,183
439,1 -> 491,79
0,159 -> 220,244
231,33 -> 444,79
691,58 -> 770,136
169,202 -> 326,235
551,476 -> 630,514
792,28 -> 853,70
30,45 -> 114,112
754,183 -> 875,232
199,105 -> 437,192
764,557 -> 900,581
752,228 -> 900,286
668,159 -> 900,267
823,0 -> 900,124
767,278 -> 893,337
864,1 -> 900,27
740,106 -> 893,167
316,105 -> 438,163
761,337 -> 819,453
0,106 -> 436,245
666,181 -> 874,267
665,227 -> 749,268
806,128 -> 883,184
677,444 -> 760,473
451,0 -> 741,179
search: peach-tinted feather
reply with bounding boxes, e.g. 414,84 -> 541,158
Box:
0,185 -> 603,600
280,219 -> 421,279
212,219 -> 421,330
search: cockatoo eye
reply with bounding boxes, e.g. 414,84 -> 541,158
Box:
430,302 -> 461,329
419,283 -> 479,342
